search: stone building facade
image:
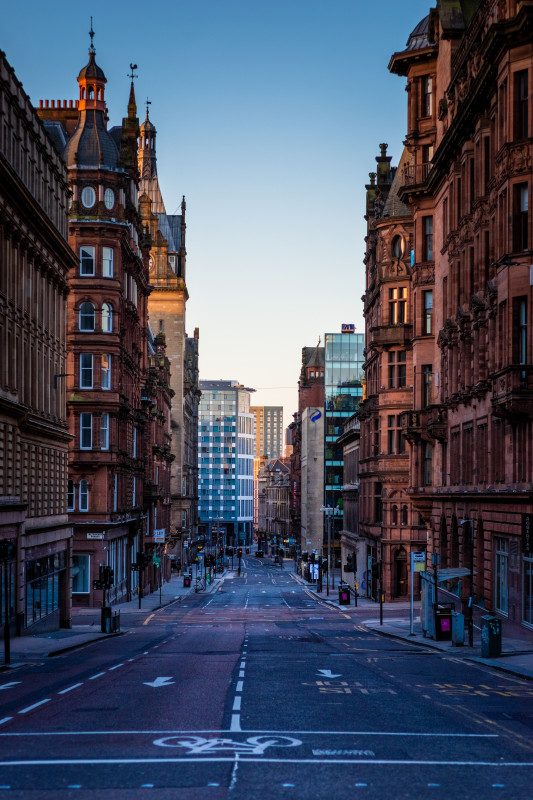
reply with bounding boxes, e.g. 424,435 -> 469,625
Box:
37,38 -> 157,607
357,144 -> 427,601
137,108 -> 198,564
389,0 -> 533,631
0,50 -> 77,633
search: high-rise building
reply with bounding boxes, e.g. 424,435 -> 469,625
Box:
288,344 -> 325,546
0,50 -> 77,634
251,406 -> 284,459
198,381 -> 255,547
324,330 -> 365,568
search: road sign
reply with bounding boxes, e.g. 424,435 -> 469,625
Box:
413,551 -> 425,562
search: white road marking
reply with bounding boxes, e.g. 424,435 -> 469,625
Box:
109,664 -> 124,671
232,697 -> 241,711
19,699 -> 51,714
58,683 -> 83,695
239,671 -> 245,678
229,753 -> 239,791
0,682 -> 21,691
0,758 -> 524,767
0,729 -> 498,738
240,662 -> 246,668
89,672 -> 106,680
236,681 -> 244,693
0,718 -> 13,726
230,715 -> 241,732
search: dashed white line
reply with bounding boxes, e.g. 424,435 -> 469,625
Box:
0,718 -> 13,726
236,681 -> 244,693
239,671 -> 245,678
230,715 -> 241,732
232,697 -> 241,711
89,672 -> 106,681
109,664 -> 124,671
58,683 -> 83,695
19,699 -> 51,714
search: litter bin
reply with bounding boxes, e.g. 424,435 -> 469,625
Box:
451,611 -> 464,646
338,583 -> 350,605
183,576 -> 191,588
434,602 -> 454,641
101,606 -> 112,633
481,614 -> 502,657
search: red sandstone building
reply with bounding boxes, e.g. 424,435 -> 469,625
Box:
37,35 -> 168,606
356,142 -> 428,601
385,0 -> 533,632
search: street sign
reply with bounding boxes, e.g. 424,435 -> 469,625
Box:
413,551 -> 425,562
87,532 -> 105,540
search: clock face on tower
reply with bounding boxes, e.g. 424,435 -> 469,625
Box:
104,188 -> 115,209
81,186 -> 96,209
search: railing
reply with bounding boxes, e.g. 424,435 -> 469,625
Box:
401,162 -> 432,186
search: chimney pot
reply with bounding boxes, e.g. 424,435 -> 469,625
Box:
45,100 -> 49,108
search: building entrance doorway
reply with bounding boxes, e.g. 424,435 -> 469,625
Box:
395,547 -> 408,597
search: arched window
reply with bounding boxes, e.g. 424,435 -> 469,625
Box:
391,505 -> 398,525
401,504 -> 408,525
81,88 -> 86,100
392,235 -> 403,259
102,303 -> 113,332
88,87 -> 94,100
79,301 -> 95,331
97,87 -> 102,100
79,479 -> 89,512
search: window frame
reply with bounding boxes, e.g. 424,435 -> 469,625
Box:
79,479 -> 89,512
79,301 -> 95,332
80,412 -> 92,450
79,353 -> 93,389
102,247 -> 114,277
80,245 -> 95,276
100,412 -> 110,450
101,354 -> 111,390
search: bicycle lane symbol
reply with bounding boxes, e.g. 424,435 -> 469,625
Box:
153,735 -> 302,755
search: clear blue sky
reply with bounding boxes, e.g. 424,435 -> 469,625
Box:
4,0 -> 431,431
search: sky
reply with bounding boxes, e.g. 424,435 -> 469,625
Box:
3,0 -> 431,432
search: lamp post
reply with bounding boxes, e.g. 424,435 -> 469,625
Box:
460,518 -> 474,647
320,506 -> 341,597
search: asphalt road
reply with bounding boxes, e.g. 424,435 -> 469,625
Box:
1,557 -> 533,799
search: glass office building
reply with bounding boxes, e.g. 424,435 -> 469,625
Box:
324,330 -> 365,518
198,381 -> 255,546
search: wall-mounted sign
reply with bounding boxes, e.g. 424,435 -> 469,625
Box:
310,408 -> 322,422
522,514 -> 533,555
153,529 -> 165,543
86,532 -> 105,540
341,324 -> 355,334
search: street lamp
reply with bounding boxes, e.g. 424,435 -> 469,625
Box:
320,506 -> 341,597
460,518 -> 475,647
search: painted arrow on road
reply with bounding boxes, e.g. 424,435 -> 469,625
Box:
316,670 -> 342,679
0,681 -> 22,691
143,677 -> 175,688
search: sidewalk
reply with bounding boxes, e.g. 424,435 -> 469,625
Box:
0,570 -> 227,671
291,568 -> 533,682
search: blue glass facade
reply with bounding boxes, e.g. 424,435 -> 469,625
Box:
198,381 -> 254,545
324,332 -> 365,514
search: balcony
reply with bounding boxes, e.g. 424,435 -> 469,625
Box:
401,162 -> 432,187
426,405 -> 448,442
492,366 -> 533,420
369,324 -> 412,349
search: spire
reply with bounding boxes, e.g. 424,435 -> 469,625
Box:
89,17 -> 96,55
128,63 -> 138,119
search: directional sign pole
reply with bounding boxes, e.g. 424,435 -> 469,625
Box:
410,551 -> 415,636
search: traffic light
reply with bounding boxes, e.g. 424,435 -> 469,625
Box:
371,561 -> 382,582
237,547 -> 242,559
346,554 -> 354,572
321,557 -> 328,573
219,544 -> 224,557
